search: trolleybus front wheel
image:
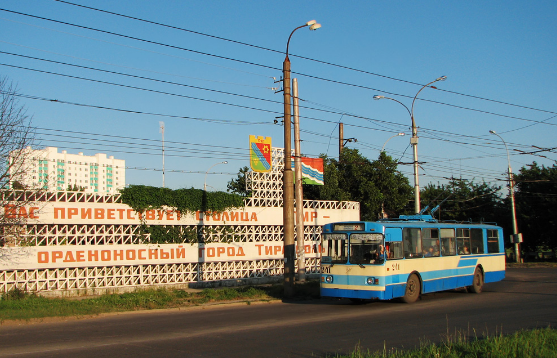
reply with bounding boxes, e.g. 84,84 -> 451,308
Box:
401,274 -> 420,303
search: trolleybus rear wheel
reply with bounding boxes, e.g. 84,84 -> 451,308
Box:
402,274 -> 420,303
467,267 -> 483,294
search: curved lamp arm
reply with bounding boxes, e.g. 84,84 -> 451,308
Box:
204,161 -> 228,191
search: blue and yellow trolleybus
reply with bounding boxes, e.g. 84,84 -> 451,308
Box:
320,215 -> 506,303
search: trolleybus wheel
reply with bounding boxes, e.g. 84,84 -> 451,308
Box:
467,267 -> 483,294
402,274 -> 420,303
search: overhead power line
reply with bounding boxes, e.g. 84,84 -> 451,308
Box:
0,40 -> 274,88
5,59 -> 557,145
0,50 -> 282,105
2,8 -> 555,122
53,0 -> 557,116
0,62 -> 283,114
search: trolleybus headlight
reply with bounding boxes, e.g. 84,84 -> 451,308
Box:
366,277 -> 375,285
325,275 -> 333,283
366,277 -> 379,285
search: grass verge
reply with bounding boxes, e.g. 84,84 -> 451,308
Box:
334,327 -> 557,358
0,281 -> 320,322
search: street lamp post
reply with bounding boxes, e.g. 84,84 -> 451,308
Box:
381,132 -> 405,152
489,130 -> 521,263
373,75 -> 446,214
282,20 -> 321,297
204,161 -> 228,191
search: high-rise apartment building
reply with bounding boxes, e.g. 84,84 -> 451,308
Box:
10,147 -> 125,194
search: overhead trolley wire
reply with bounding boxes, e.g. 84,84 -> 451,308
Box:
35,132 -> 249,159
11,87 -> 536,160
31,123 -> 518,182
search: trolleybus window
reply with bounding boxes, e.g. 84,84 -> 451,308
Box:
403,228 -> 422,258
422,228 -> 440,257
487,229 -> 500,253
322,233 -> 348,264
470,228 -> 484,254
457,228 -> 471,255
387,242 -> 404,259
440,228 -> 456,256
350,233 -> 384,265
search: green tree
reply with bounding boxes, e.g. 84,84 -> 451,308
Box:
420,178 -> 503,223
304,149 -> 412,220
514,161 -> 557,251
226,166 -> 251,197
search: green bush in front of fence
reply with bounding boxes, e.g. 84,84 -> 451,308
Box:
0,281 -> 319,322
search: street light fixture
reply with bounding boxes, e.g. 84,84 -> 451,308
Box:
282,20 -> 321,297
204,161 -> 228,191
374,75 -> 447,214
381,132 -> 406,152
489,130 -> 521,263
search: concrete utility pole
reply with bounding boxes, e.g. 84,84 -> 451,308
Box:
338,123 -> 356,156
292,78 -> 305,282
339,122 -> 344,156
282,20 -> 321,298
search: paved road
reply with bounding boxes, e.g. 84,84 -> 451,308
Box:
1,268 -> 556,357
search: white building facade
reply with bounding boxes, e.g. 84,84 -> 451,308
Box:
11,147 -> 125,194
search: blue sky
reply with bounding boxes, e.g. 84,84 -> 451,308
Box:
1,0 -> 555,192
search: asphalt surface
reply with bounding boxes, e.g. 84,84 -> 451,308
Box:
0,267 -> 556,357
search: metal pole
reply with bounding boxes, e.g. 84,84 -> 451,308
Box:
410,116 -> 420,214
292,78 -> 305,282
508,166 -> 521,262
490,130 -> 521,263
204,161 -> 227,192
372,77 -> 446,214
160,122 -> 165,188
409,76 -> 446,213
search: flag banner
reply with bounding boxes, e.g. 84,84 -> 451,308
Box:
249,135 -> 272,172
292,157 -> 324,185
